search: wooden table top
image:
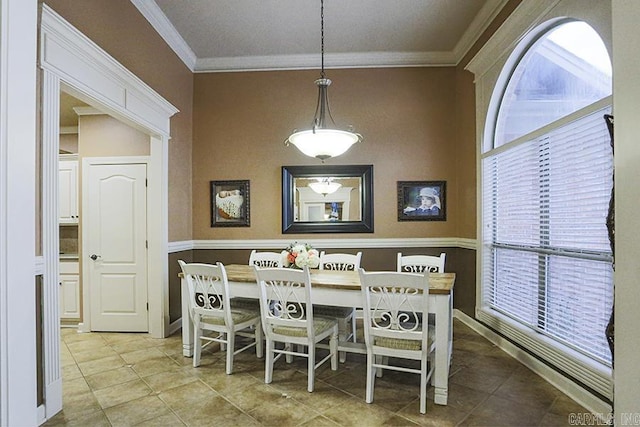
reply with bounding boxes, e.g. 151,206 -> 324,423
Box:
215,264 -> 455,295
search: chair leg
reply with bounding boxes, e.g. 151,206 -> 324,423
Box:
226,332 -> 235,375
365,352 -> 375,404
192,319 -> 202,368
351,312 -> 357,344
220,332 -> 226,352
255,322 -> 264,358
330,329 -> 338,371
420,358 -> 428,414
265,339 -> 274,384
285,343 -> 293,364
337,317 -> 348,363
307,344 -> 315,392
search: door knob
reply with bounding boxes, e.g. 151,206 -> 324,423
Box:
90,254 -> 101,261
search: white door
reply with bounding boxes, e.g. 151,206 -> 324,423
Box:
86,163 -> 148,331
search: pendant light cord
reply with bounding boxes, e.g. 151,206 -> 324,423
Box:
320,0 -> 325,79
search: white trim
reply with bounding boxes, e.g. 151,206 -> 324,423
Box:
454,310 -> 613,416
129,0 -> 197,72
194,51 -> 458,73
40,6 -> 178,137
35,256 -> 45,275
132,1 -> 508,73
0,1 -> 38,423
72,106 -> 103,116
465,0 -> 561,78
59,126 -> 77,135
39,6 -> 177,422
167,318 -> 182,336
451,0 -> 511,62
168,237 -> 477,252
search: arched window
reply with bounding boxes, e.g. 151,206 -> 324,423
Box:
480,20 -> 613,394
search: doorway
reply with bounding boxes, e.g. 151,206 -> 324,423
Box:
40,4 -> 178,420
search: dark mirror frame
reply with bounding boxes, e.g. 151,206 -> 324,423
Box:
282,164 -> 374,234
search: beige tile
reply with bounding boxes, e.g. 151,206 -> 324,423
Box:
135,412 -> 187,426
158,380 -> 218,410
93,379 -> 153,409
50,320 -> 593,427
299,415 -> 342,426
460,394 -> 548,426
61,363 -> 83,381
248,394 -> 323,426
85,366 -> 139,391
71,346 -> 119,364
224,381 -> 287,412
141,368 -> 199,393
43,408 -> 110,427
77,354 -> 126,377
130,354 -> 181,377
175,394 -> 260,426
323,398 -> 397,426
103,395 -> 171,427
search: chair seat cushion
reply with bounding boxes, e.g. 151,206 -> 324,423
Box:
230,297 -> 260,310
201,308 -> 259,326
313,305 -> 354,319
273,316 -> 336,337
374,325 -> 435,350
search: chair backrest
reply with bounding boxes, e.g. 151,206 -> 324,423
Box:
253,266 -> 315,339
249,250 -> 283,268
179,260 -> 232,325
397,252 -> 446,273
358,268 -> 430,349
319,251 -> 363,271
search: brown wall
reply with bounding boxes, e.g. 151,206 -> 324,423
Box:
193,67 -> 463,239
44,0 -> 194,242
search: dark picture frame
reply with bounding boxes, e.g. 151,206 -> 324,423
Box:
282,164 -> 374,233
397,181 -> 446,221
210,180 -> 250,227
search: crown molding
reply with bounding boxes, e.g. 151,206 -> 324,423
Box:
129,0 -> 197,72
168,237 -> 477,253
134,1 -> 510,73
194,51 -> 458,73
452,0 -> 511,63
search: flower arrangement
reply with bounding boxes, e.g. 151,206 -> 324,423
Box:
281,242 -> 320,269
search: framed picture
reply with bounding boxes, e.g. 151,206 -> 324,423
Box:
210,180 -> 250,227
397,181 -> 446,221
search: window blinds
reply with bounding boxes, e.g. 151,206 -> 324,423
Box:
482,106 -> 613,381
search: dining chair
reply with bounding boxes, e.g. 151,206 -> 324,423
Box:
253,266 -> 338,392
249,250 -> 283,268
358,268 -> 435,414
397,252 -> 446,273
178,260 -> 263,374
315,251 -> 362,362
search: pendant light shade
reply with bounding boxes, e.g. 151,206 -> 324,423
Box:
308,177 -> 342,195
285,0 -> 362,161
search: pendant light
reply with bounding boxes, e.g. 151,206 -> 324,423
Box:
308,177 -> 342,195
285,0 -> 362,161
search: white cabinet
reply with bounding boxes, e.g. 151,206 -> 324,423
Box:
59,260 -> 80,320
59,155 -> 79,224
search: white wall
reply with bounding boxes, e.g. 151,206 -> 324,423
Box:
612,0 -> 640,420
0,0 -> 38,424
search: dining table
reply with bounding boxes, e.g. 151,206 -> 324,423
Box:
180,264 -> 455,405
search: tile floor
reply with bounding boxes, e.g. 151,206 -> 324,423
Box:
45,319 -> 588,426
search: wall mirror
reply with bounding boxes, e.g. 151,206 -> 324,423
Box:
282,164 -> 374,233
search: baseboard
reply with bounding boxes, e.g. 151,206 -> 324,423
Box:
168,317 -> 182,336
453,309 -> 612,416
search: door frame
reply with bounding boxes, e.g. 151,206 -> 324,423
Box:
81,157 -> 150,333
39,5 -> 177,420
